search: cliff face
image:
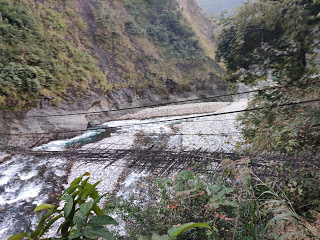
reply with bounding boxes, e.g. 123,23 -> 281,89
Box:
0,0 -> 227,147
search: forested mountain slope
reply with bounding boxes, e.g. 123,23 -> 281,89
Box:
0,0 -> 228,147
0,0 -> 224,111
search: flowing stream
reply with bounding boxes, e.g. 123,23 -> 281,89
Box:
0,100 -> 247,239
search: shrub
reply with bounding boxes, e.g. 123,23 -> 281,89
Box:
238,80 -> 320,155
113,170 -> 239,239
111,159 -> 320,240
0,0 -> 108,110
9,172 -> 117,240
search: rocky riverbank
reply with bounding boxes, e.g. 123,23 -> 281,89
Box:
68,98 -> 248,192
0,98 -> 248,239
0,85 -> 230,149
119,101 -> 230,120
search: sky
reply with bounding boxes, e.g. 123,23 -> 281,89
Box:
196,0 -> 245,16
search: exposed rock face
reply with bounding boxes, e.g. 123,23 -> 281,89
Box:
0,0 -> 228,148
0,84 -> 228,148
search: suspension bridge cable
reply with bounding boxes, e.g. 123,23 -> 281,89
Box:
1,80 -> 319,119
1,98 -> 319,136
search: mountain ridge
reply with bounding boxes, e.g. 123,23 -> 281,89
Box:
0,0 -> 228,147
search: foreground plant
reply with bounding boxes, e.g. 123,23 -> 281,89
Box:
111,158 -> 320,239
9,172 -> 117,240
250,172 -> 320,240
140,222 -> 211,240
113,169 -> 238,239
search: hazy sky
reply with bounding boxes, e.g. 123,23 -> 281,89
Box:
196,0 -> 245,16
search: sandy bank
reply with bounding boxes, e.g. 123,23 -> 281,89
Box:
119,101 -> 230,120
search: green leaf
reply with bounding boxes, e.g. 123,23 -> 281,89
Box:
139,236 -> 148,240
262,213 -> 295,239
259,190 -> 279,199
70,176 -> 83,187
39,214 -> 63,237
8,233 -> 27,240
68,228 -> 82,240
59,195 -> 72,201
217,187 -> 233,198
84,226 -> 114,240
90,189 -> 99,199
31,210 -> 57,237
64,198 -> 74,218
70,172 -> 90,187
73,201 -> 93,224
58,217 -> 75,235
167,226 -> 180,238
62,185 -> 80,196
73,215 -> 85,225
33,204 -> 55,212
87,215 -> 118,226
88,193 -> 107,216
92,205 -> 103,216
81,177 -> 90,188
169,222 -> 211,237
63,172 -> 90,196
151,233 -> 172,240
209,185 -> 221,193
82,181 -> 101,200
210,203 -> 220,208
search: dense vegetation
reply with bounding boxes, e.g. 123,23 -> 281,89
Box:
0,0 -> 222,110
12,162 -> 320,239
9,173 -> 119,240
5,0 -> 320,239
123,0 -> 204,59
216,0 -> 320,154
102,158 -> 319,239
0,0 -> 106,109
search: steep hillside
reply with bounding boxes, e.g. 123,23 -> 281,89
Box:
0,0 -> 224,111
0,0 -> 227,147
178,0 -> 218,57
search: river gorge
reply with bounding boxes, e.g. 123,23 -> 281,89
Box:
0,99 -> 248,239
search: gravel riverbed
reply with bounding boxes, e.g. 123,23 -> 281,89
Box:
68,99 -> 248,195
0,100 -> 248,239
119,101 -> 230,120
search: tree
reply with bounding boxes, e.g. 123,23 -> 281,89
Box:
216,0 -> 320,154
216,0 -> 320,84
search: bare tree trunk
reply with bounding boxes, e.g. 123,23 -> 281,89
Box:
298,42 -> 307,68
0,12 -> 2,25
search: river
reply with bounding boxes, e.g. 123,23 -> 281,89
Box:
0,99 -> 247,239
